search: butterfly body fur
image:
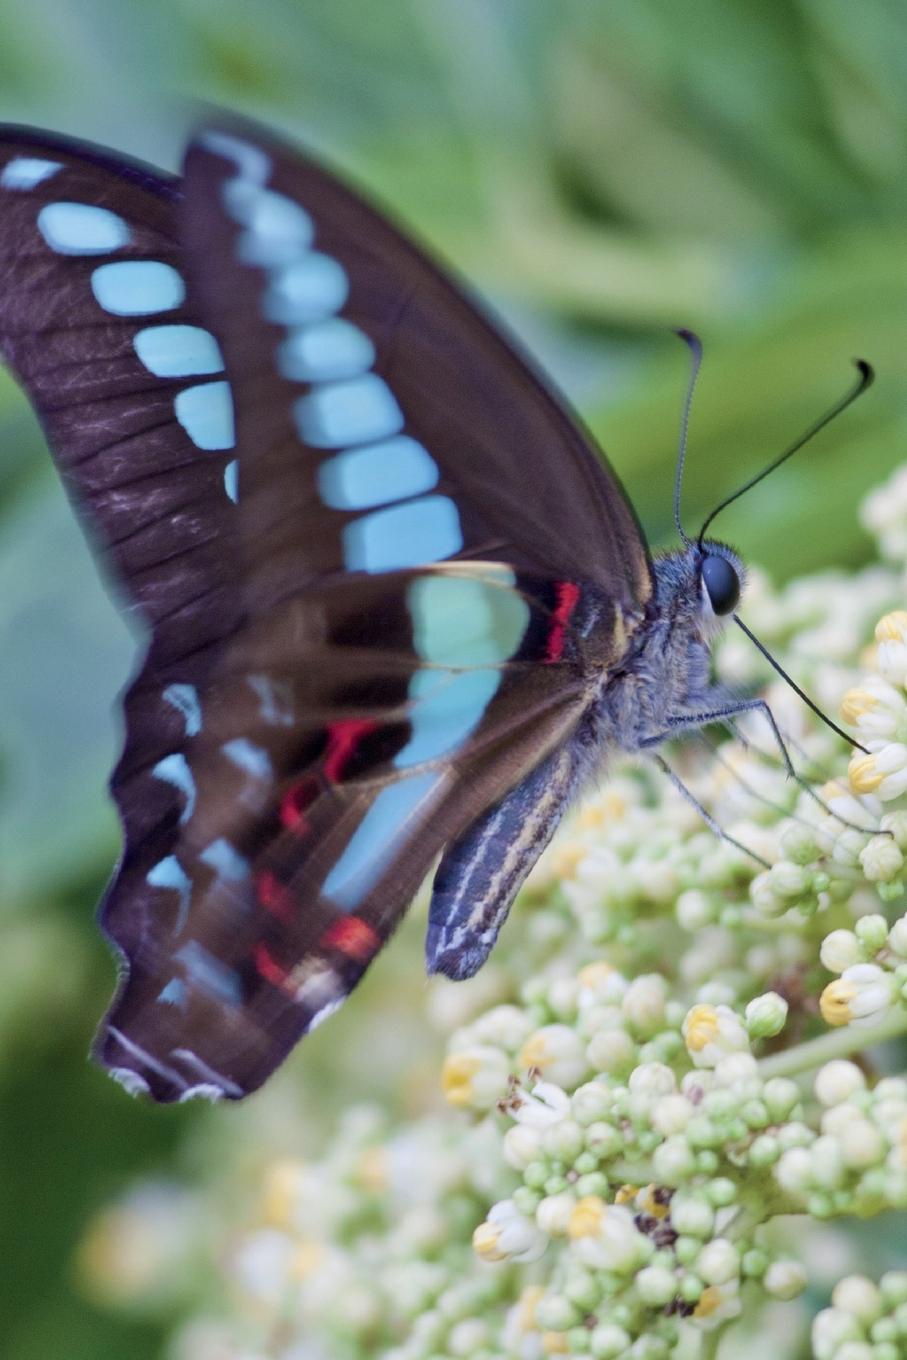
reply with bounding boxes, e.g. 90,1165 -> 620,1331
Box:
0,118 -> 741,1103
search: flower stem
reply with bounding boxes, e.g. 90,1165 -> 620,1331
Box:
757,1006 -> 907,1080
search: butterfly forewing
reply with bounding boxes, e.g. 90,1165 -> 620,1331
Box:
1,118 -> 652,1101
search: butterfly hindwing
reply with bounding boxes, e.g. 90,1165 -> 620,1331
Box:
1,118 -> 654,1101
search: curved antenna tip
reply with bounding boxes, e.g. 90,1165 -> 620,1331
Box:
854,358 -> 875,388
674,327 -> 702,356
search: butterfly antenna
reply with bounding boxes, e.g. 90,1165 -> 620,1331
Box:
672,328 -> 703,545
733,613 -> 868,754
699,360 -> 874,543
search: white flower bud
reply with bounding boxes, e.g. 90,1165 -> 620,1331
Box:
570,1081 -> 613,1125
682,1003 -> 750,1067
635,1264 -> 677,1306
697,1239 -> 740,1285
775,1147 -> 812,1197
472,1199 -> 547,1263
763,1259 -> 807,1300
832,1274 -> 883,1323
820,964 -> 896,1028
567,1198 -> 647,1273
745,991 -> 788,1039
838,1117 -> 886,1169
811,1306 -> 863,1359
589,1322 -> 633,1358
628,1062 -> 676,1097
622,974 -> 668,1034
586,1027 -> 637,1075
518,1025 -> 589,1088
819,929 -> 862,973
442,1045 -> 509,1110
543,1118 -> 584,1163
652,1093 -> 694,1137
535,1191 -> 576,1237
815,1060 -> 866,1106
669,1191 -> 715,1238
888,914 -> 907,957
769,862 -> 810,898
809,1136 -> 845,1189
503,1124 -> 544,1171
676,890 -> 715,930
652,1136 -> 696,1184
470,1004 -> 536,1051
860,836 -> 904,882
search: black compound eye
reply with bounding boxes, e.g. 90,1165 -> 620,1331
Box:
702,554 -> 740,615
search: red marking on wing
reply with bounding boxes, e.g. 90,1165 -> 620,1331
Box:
324,718 -> 378,782
256,870 -> 296,925
545,581 -> 581,663
253,941 -> 292,990
280,775 -> 319,834
321,915 -> 381,963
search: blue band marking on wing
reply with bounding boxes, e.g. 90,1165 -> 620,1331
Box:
1,157 -> 61,189
37,201 -> 130,254
146,855 -> 192,934
247,674 -> 294,726
221,737 -> 273,780
277,318 -> 375,383
201,131 -> 271,185
174,380 -> 236,451
175,941 -> 243,1005
394,668 -> 500,768
163,682 -> 202,737
91,260 -> 185,315
407,571 -> 529,666
200,837 -> 250,881
157,977 -> 187,1007
223,459 -> 239,502
294,374 -> 404,449
342,495 -> 463,573
262,253 -> 349,325
225,185 -> 315,267
151,752 -> 197,823
134,324 -> 225,378
318,435 -> 438,510
322,770 -> 440,909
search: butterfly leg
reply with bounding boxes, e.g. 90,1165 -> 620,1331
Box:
426,741 -> 585,981
664,696 -> 879,835
652,754 -> 770,868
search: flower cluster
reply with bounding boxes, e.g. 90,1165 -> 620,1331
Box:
812,1272 -> 907,1360
75,479 -> 907,1358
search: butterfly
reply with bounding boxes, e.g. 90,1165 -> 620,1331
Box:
0,117 -> 870,1103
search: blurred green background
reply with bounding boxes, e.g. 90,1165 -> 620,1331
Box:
1,2 -> 906,1356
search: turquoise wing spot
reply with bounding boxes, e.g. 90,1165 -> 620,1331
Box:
318,436 -> 438,510
134,324 -> 224,378
163,682 -> 202,737
200,838 -> 250,882
262,253 -> 348,324
278,318 -> 375,383
408,571 -> 529,666
322,771 -> 441,909
342,495 -> 463,573
224,459 -> 239,502
202,131 -> 271,183
151,752 -> 196,823
175,942 -> 242,1005
174,381 -> 236,451
37,201 -> 130,254
226,185 -> 315,267
91,260 -> 185,315
146,855 -> 191,934
157,978 -> 187,1007
294,374 -> 404,448
1,157 -> 61,189
222,737 -> 273,779
394,668 -> 500,768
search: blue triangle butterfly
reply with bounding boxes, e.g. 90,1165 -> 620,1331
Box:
0,117 -> 870,1101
